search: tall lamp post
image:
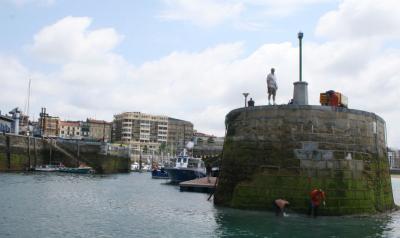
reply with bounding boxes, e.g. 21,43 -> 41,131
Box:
298,32 -> 303,82
242,93 -> 249,107
292,31 -> 308,105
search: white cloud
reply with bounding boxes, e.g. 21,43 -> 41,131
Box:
3,6 -> 400,148
316,0 -> 400,40
30,16 -> 123,64
0,56 -> 30,108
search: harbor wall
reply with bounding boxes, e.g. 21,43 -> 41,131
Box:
55,140 -> 130,173
0,134 -> 130,173
214,105 -> 395,215
0,134 -> 48,171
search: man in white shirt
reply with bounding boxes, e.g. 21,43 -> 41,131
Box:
266,68 -> 278,105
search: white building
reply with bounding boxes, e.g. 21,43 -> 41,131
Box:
113,112 -> 168,153
59,121 -> 82,140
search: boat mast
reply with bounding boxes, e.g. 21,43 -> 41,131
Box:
24,78 -> 32,136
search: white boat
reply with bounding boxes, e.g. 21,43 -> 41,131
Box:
142,164 -> 151,172
131,162 -> 151,172
131,162 -> 140,171
34,164 -> 59,172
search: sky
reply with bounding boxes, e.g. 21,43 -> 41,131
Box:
1,0 -> 400,147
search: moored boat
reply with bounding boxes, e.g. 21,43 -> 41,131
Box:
59,167 -> 94,174
164,149 -> 206,183
151,168 -> 169,179
34,164 -> 59,172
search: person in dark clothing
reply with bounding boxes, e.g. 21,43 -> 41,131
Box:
248,98 -> 255,107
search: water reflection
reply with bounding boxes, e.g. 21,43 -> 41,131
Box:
0,173 -> 399,238
212,178 -> 400,238
213,207 -> 400,237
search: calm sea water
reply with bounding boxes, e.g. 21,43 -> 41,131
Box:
0,173 -> 400,238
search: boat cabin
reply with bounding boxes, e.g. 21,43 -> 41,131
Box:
174,156 -> 205,169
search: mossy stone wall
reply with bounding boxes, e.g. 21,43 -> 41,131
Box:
0,134 -> 130,173
214,105 -> 395,215
0,135 -> 48,171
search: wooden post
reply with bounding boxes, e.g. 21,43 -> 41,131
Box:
27,136 -> 31,170
49,139 -> 52,164
77,141 -> 80,167
33,138 -> 37,168
6,135 -> 11,169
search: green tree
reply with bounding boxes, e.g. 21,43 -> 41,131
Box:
143,145 -> 148,154
159,142 -> 166,154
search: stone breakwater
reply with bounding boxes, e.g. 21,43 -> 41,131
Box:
214,105 -> 395,215
0,134 -> 130,173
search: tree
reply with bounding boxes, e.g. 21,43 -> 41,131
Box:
159,142 -> 166,155
207,137 -> 215,144
143,145 -> 148,154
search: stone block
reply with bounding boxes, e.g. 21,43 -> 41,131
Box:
302,142 -> 319,150
321,150 -> 333,160
355,160 -> 364,171
317,169 -> 331,178
300,160 -> 313,168
339,160 -> 349,169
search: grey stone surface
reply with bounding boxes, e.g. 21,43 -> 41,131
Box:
293,81 -> 308,105
216,105 -> 394,214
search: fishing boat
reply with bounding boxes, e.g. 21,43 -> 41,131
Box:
59,166 -> 94,174
164,149 -> 206,183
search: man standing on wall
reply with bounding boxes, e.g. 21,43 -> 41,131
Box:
266,68 -> 278,105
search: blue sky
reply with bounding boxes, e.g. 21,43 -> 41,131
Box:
1,0 -> 400,148
1,0 -> 337,64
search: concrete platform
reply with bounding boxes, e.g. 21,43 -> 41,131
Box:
179,177 -> 217,193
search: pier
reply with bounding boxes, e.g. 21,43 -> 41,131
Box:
179,177 -> 217,193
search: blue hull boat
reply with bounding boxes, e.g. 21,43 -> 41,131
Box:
164,168 -> 205,183
151,169 -> 169,179
164,149 -> 206,184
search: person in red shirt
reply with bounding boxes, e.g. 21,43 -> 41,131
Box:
308,189 -> 326,217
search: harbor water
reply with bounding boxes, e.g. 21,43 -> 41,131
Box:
1,172 -> 400,238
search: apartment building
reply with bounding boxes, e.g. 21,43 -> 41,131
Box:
59,121 -> 82,140
82,119 -> 112,142
193,131 -> 224,156
38,108 -> 60,137
167,117 -> 193,154
113,112 -> 168,153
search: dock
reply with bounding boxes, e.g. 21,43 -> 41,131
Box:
179,177 -> 217,193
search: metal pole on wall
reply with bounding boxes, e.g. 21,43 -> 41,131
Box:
298,32 -> 303,82
242,93 -> 249,107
